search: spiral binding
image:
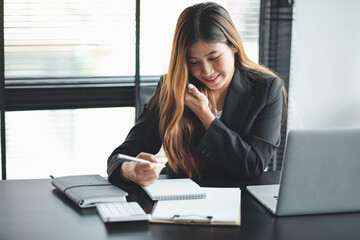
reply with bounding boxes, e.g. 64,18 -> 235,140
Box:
155,193 -> 206,201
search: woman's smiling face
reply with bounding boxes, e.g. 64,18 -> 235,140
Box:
187,40 -> 236,93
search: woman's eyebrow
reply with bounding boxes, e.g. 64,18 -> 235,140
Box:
187,50 -> 218,59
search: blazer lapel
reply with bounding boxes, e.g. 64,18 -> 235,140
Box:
221,70 -> 254,133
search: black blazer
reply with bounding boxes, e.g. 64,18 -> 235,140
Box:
107,69 -> 283,184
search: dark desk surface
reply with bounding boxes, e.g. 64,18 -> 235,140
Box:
1,171 -> 359,240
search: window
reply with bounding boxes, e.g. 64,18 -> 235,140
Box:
1,0 -> 262,179
140,0 -> 260,76
6,107 -> 135,179
5,0 -> 135,79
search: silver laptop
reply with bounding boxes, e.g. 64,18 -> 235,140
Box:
247,129 -> 360,216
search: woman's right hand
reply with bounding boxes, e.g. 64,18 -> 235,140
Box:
120,152 -> 160,187
184,84 -> 215,130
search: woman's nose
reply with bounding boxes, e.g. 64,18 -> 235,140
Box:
201,61 -> 213,76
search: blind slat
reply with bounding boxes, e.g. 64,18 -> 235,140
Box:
4,0 -> 136,79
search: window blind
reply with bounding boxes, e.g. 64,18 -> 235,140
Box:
1,1 -> 5,179
140,0 -> 261,76
3,0 -> 137,111
4,0 -> 135,81
259,0 -> 294,170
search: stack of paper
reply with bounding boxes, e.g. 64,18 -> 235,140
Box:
149,185 -> 241,226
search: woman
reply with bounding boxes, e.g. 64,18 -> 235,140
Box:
107,2 -> 287,187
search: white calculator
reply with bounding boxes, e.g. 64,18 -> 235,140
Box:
96,202 -> 149,222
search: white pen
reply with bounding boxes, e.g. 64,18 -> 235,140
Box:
117,153 -> 166,168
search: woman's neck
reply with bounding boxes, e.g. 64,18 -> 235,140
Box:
213,87 -> 228,111
212,69 -> 234,110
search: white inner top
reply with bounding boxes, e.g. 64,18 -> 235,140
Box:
214,108 -> 222,119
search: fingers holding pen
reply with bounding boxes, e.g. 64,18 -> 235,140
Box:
121,153 -> 160,187
136,152 -> 158,164
134,163 -> 159,186
125,161 -> 159,187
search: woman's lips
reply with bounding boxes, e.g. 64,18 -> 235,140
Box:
203,74 -> 220,84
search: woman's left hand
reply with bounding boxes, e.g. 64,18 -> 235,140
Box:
184,84 -> 215,130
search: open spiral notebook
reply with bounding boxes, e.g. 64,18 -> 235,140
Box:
142,178 -> 206,201
142,178 -> 241,225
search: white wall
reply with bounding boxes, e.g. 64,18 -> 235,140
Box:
288,0 -> 360,130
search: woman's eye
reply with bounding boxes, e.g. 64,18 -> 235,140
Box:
188,61 -> 199,65
210,56 -> 220,61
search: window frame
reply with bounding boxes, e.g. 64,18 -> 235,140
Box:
0,0 -> 290,179
3,0 -> 143,112
1,0 -> 6,179
4,77 -> 136,111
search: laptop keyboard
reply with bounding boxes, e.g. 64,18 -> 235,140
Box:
96,202 -> 149,222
